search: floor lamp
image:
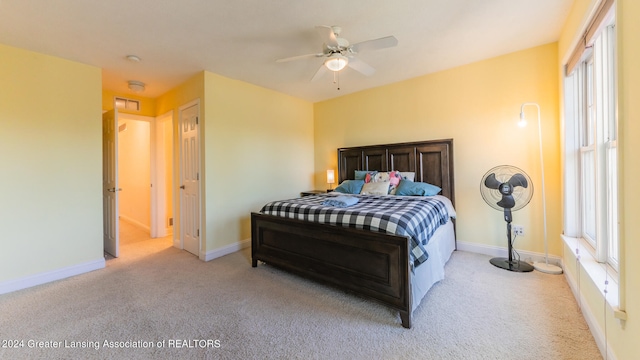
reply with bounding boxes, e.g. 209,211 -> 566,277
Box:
519,103 -> 563,275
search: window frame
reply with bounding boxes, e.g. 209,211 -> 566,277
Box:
565,20 -> 619,273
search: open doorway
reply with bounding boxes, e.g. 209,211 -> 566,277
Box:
118,117 -> 152,243
103,111 -> 174,258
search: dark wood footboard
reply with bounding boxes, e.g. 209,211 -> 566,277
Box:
251,212 -> 413,328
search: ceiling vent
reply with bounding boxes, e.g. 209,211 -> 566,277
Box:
114,97 -> 140,111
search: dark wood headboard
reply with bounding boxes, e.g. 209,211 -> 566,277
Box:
337,139 -> 455,206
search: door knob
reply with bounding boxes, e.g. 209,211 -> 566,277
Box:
180,185 -> 185,189
107,188 -> 122,192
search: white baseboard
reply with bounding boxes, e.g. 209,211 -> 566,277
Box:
119,214 -> 150,233
456,240 -> 562,268
0,258 -> 105,295
203,239 -> 251,262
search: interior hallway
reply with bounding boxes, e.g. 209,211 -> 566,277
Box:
104,219 -> 173,262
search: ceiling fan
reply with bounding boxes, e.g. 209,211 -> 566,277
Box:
276,25 -> 398,81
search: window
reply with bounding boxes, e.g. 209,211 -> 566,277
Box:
565,20 -> 618,271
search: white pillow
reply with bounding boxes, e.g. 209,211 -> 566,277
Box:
399,172 -> 415,182
360,181 -> 390,195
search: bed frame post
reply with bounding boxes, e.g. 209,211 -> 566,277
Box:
400,311 -> 411,329
400,244 -> 413,329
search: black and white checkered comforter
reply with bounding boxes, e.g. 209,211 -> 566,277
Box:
260,193 -> 450,268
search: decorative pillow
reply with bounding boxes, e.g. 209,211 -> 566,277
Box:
334,180 -> 365,194
364,171 -> 379,183
399,172 -> 415,182
360,181 -> 390,195
395,180 -> 441,196
365,171 -> 403,194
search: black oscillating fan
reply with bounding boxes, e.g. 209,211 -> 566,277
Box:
480,165 -> 534,272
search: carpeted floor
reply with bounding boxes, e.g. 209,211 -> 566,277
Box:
0,228 -> 602,360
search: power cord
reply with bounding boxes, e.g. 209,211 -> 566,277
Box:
510,231 -> 522,265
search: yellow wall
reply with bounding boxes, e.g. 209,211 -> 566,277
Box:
618,0 -> 640,357
153,71 -> 314,256
0,44 -> 103,282
558,1 -> 640,359
314,43 -> 561,256
202,71 -> 314,252
117,119 -> 151,229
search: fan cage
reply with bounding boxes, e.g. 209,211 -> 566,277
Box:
480,165 -> 533,212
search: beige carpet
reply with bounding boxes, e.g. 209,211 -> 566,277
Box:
0,230 -> 602,360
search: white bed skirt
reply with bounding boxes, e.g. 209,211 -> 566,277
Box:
411,219 -> 456,311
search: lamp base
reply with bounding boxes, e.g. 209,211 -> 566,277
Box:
490,257 -> 534,272
533,261 -> 563,275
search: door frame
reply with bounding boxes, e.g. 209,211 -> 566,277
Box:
117,113 -> 158,237
104,111 -> 172,249
154,111 -> 174,238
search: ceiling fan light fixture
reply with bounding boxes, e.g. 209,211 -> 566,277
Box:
127,80 -> 145,93
325,54 -> 348,72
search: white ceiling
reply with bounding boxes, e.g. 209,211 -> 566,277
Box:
0,0 -> 573,103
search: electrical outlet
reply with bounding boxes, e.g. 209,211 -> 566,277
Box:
513,225 -> 524,236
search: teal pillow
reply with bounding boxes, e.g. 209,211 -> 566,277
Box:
395,180 -> 441,196
334,180 -> 365,194
354,170 -> 371,180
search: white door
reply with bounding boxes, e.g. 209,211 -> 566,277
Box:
179,102 -> 200,256
102,109 -> 120,257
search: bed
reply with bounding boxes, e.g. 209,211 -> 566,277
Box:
251,139 -> 455,328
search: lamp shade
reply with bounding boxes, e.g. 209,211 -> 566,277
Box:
326,169 -> 335,184
324,54 -> 348,71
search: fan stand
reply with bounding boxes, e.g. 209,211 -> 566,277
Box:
490,209 -> 534,272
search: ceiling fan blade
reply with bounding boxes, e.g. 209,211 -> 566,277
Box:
350,36 -> 398,53
315,25 -> 339,48
347,57 -> 375,76
497,194 -> 516,209
484,173 -> 501,189
311,64 -> 328,82
276,53 -> 323,63
508,173 -> 529,188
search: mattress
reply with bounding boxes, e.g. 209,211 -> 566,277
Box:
260,193 -> 451,267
